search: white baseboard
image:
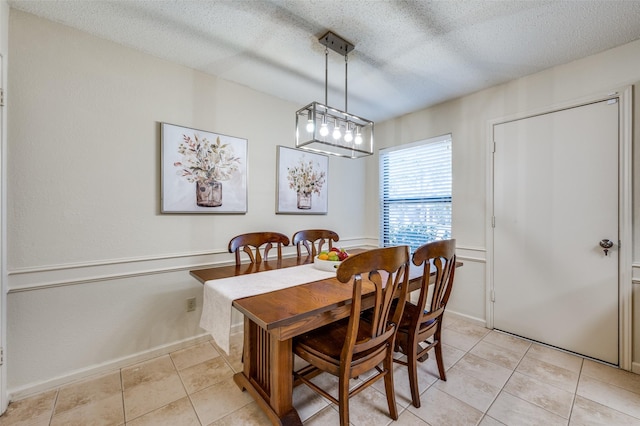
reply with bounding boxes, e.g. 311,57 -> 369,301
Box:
231,322 -> 243,336
632,361 -> 640,375
8,333 -> 212,401
445,310 -> 487,328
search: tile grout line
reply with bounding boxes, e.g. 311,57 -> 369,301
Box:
118,368 -> 126,426
443,329 -> 530,424
565,357 -> 586,424
47,388 -> 60,426
494,341 -> 582,423
168,351 -> 205,426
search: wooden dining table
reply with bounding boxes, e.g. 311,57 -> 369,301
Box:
190,251 -> 460,426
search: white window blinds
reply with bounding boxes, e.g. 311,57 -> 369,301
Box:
379,134 -> 452,253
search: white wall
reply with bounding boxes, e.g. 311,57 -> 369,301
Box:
371,39 -> 640,371
6,10 -> 370,397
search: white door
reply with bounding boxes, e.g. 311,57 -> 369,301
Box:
492,99 -> 619,365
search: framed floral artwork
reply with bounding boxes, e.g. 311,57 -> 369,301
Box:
276,146 -> 328,214
161,122 -> 247,213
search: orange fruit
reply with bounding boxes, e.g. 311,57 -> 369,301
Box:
318,253 -> 329,260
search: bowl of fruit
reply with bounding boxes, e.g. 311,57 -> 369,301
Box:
314,247 -> 349,272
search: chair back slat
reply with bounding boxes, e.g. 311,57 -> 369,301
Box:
228,232 -> 290,265
293,245 -> 410,425
292,229 -> 339,258
412,239 -> 456,327
392,238 -> 457,409
336,246 -> 410,363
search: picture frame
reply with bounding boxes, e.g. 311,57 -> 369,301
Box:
161,122 -> 248,213
276,145 -> 328,214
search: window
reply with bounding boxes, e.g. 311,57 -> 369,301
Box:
379,134 -> 452,253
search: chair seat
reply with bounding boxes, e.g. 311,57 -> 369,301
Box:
294,318 -> 383,368
398,302 -> 436,329
292,246 -> 410,426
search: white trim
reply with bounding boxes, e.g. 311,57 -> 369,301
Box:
230,321 -> 244,336
0,0 -> 9,410
379,133 -> 452,154
486,86 -> 633,370
618,85 -> 633,371
485,117 -> 495,329
445,310 -> 486,328
9,333 -> 212,401
7,237 -> 370,293
456,245 -> 486,263
631,263 -> 640,283
7,250 -> 232,293
0,23 -> 7,413
9,248 -> 229,274
456,245 -> 485,253
456,255 -> 485,264
633,362 -> 640,375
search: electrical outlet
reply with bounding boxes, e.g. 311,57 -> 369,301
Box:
186,297 -> 196,312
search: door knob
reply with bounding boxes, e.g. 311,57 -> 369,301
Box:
599,239 -> 614,256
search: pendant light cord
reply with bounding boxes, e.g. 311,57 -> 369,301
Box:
345,53 -> 348,113
324,47 -> 328,106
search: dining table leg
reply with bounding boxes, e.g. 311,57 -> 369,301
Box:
233,317 -> 302,426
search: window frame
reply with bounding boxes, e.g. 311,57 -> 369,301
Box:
379,134 -> 452,252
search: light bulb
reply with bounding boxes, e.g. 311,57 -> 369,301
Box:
307,110 -> 316,133
354,127 -> 363,145
319,121 -> 329,137
332,120 -> 341,140
344,123 -> 353,143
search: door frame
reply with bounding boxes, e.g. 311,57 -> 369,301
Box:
485,86 -> 633,370
0,52 -> 6,411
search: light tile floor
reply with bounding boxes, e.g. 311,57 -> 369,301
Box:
1,316 -> 640,425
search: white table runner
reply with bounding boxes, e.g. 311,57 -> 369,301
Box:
199,264 -> 336,354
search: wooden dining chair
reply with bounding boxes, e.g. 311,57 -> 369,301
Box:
393,239 -> 457,408
227,232 -> 290,265
291,229 -> 339,258
293,245 -> 410,426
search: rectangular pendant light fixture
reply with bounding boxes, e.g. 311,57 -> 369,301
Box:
295,31 -> 374,159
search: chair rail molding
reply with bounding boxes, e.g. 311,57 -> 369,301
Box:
7,237 -> 370,292
631,262 -> 640,284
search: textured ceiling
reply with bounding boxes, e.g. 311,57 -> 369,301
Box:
9,0 -> 640,121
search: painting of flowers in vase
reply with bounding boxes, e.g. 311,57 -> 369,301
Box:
161,123 -> 247,213
276,146 -> 328,214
